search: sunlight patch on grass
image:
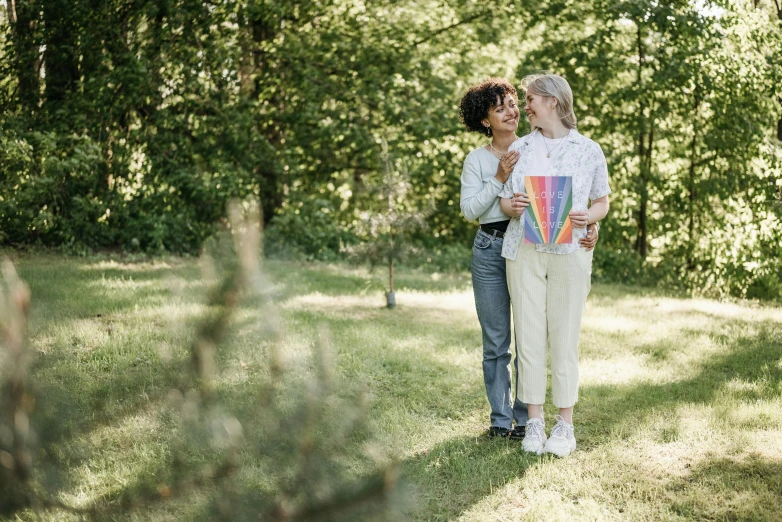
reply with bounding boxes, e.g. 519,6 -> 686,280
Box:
79,259 -> 185,272
655,297 -> 782,321
89,276 -> 157,290
500,456 -> 619,522
579,355 -> 664,385
723,378 -> 765,394
280,291 -> 479,330
132,301 -> 208,323
30,332 -> 57,354
599,294 -> 782,324
281,292 -> 378,311
64,408 -> 167,508
712,386 -> 782,437
281,289 -> 477,313
396,289 -> 475,310
583,314 -> 642,333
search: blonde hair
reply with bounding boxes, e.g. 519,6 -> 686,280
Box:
521,73 -> 577,129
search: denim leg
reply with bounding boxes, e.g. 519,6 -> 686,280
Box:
471,230 -> 517,429
512,362 -> 530,426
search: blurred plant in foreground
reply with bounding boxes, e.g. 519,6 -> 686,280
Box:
0,200 -> 405,520
155,200 -> 405,520
0,261 -> 34,515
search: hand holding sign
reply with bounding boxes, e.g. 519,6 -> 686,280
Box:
569,210 -> 588,228
509,192 -> 530,217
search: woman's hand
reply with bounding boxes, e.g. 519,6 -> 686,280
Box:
501,192 -> 529,218
494,150 -> 520,184
569,210 -> 589,229
511,192 -> 530,217
579,223 -> 599,251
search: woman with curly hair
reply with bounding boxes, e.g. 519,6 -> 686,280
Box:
458,78 -> 597,440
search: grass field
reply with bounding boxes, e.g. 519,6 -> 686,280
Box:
5,254 -> 782,521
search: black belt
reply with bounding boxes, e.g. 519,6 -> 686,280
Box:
480,225 -> 505,238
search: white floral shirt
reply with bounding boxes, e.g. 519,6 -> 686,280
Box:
499,129 -> 611,259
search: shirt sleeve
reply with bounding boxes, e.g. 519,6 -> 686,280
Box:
589,143 -> 612,201
460,153 -> 504,222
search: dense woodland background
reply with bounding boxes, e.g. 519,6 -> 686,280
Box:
1,0 -> 781,298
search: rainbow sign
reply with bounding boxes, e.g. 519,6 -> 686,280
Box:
523,176 -> 573,244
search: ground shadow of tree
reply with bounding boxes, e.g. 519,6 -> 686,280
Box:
401,434 -> 540,521
15,257 -> 782,520
662,454 -> 782,519
401,319 -> 782,520
576,319 -> 782,450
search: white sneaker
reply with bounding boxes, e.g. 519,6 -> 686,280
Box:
543,415 -> 576,457
521,418 -> 547,455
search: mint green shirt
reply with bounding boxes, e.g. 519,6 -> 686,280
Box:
459,147 -> 508,224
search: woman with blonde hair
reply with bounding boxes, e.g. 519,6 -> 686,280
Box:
458,77 -> 599,441
499,73 -> 610,456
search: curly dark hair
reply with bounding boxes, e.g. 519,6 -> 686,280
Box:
459,78 -> 518,137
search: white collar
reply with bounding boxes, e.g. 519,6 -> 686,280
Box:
521,128 -> 581,146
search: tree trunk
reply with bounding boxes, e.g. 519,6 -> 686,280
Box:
388,257 -> 394,293
773,1 -> 781,139
634,21 -> 648,258
7,0 -> 41,114
687,90 -> 701,268
385,257 -> 395,309
42,0 -> 80,107
778,96 -> 782,141
248,11 -> 282,225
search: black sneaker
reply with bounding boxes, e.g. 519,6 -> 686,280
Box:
509,425 -> 526,440
487,426 -> 511,439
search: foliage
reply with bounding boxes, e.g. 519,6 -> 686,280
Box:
0,0 -> 780,296
519,0 -> 782,297
0,261 -> 34,514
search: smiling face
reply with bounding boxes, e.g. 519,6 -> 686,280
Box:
481,93 -> 520,135
524,91 -> 557,130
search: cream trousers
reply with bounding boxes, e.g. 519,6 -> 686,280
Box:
506,244 -> 593,408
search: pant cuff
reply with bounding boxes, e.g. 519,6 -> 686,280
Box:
521,395 -> 546,405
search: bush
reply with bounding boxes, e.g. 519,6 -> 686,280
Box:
263,204 -> 355,262
401,243 -> 471,273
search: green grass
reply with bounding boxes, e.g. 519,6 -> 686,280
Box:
6,254 -> 782,520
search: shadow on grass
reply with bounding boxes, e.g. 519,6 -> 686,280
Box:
664,454 -> 782,519
401,435 -> 538,521
15,257 -> 782,520
573,320 -> 782,452
24,300 -> 483,518
19,262 -> 205,341
403,320 -> 782,520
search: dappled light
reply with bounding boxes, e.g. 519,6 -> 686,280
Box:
1,0 -> 778,298
3,256 -> 780,519
0,0 -> 780,518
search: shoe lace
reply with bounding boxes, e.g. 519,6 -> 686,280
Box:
528,419 -> 545,440
550,415 -> 573,439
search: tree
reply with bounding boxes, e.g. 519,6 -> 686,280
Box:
349,139 -> 428,308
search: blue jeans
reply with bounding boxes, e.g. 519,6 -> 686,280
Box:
471,229 -> 529,429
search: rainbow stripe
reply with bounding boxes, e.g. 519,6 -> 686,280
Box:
523,176 -> 573,244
